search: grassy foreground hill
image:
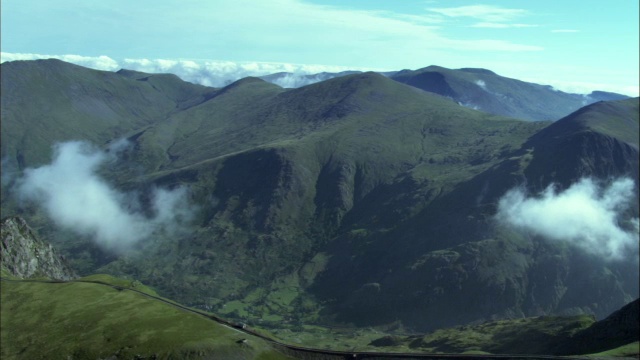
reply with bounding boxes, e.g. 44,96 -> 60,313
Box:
0,276 -> 290,360
0,216 -> 288,359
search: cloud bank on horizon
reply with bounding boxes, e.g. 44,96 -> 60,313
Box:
2,52 -> 637,96
2,1 -> 637,95
0,52 -> 367,88
16,140 -> 195,253
496,178 -> 639,260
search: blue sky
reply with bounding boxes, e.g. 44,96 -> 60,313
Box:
1,0 -> 638,95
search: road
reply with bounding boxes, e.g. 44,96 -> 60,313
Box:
0,277 -> 605,360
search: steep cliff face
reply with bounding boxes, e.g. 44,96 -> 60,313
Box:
1,216 -> 77,280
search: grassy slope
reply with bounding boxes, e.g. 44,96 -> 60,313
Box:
0,276 -> 290,360
0,59 -> 213,168
368,313 -> 639,357
410,315 -> 596,354
586,341 -> 640,357
137,72 -> 544,174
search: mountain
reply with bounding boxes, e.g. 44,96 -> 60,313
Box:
588,90 -> 631,102
259,70 -> 362,88
522,97 -> 639,189
0,59 -> 216,169
390,66 -> 630,121
258,66 -> 630,123
307,96 -> 639,331
1,59 -> 638,340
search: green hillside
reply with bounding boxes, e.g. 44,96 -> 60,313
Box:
367,300 -> 639,357
0,59 -> 215,169
0,276 -> 289,360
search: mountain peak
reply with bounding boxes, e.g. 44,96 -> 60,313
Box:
227,76 -> 272,87
217,76 -> 283,95
553,97 -> 639,146
458,68 -> 497,75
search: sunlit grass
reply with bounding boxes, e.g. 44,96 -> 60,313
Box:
0,279 -> 290,359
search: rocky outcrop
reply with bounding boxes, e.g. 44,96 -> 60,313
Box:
1,216 -> 77,280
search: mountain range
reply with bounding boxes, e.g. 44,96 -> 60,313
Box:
1,59 -> 638,356
260,65 -> 629,121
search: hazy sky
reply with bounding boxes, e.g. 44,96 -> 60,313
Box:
1,0 -> 638,95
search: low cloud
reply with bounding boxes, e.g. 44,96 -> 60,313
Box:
427,5 -> 527,22
1,52 -> 361,88
121,58 -> 361,88
496,178 -> 639,260
471,22 -> 538,29
16,141 -> 195,252
475,79 -> 487,90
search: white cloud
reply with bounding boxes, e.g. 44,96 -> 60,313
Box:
475,79 -> 487,90
1,52 -> 365,87
428,5 -> 537,32
496,178 -> 639,260
472,22 -> 538,28
450,40 -> 541,52
427,5 -> 527,22
263,72 -> 352,88
2,0 -> 546,72
121,58 -> 364,87
16,140 -> 195,252
388,13 -> 446,25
